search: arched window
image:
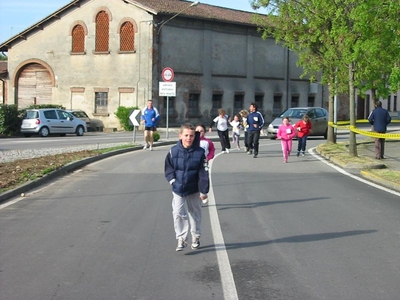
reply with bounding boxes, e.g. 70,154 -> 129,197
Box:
71,24 -> 85,53
120,21 -> 135,52
95,11 -> 109,52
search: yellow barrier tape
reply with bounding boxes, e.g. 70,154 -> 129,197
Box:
328,120 -> 400,139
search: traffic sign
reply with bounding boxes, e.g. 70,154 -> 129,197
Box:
159,82 -> 176,97
162,67 -> 174,82
129,109 -> 141,126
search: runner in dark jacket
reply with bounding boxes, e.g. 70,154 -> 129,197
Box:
164,123 -> 209,251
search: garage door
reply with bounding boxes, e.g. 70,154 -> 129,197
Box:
17,63 -> 52,108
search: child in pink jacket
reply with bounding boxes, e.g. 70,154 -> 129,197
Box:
277,117 -> 296,163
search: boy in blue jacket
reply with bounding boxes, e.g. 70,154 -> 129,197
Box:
165,123 -> 209,251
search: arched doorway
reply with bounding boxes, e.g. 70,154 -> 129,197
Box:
17,63 -> 52,108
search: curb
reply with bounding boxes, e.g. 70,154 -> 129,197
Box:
360,170 -> 400,192
315,146 -> 400,193
0,140 -> 177,204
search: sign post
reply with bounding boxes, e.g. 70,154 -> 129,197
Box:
160,67 -> 175,139
129,109 -> 141,143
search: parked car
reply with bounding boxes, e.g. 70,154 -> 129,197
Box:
21,108 -> 87,137
267,107 -> 328,139
66,109 -> 91,130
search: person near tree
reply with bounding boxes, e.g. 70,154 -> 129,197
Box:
368,100 -> 392,159
294,114 -> 312,157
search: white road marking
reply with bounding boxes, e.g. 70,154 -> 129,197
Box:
208,154 -> 239,300
309,147 -> 400,197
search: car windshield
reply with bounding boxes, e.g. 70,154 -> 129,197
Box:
72,111 -> 88,118
280,109 -> 307,119
25,111 -> 39,119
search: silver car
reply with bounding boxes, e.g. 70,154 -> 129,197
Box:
267,107 -> 328,139
21,108 -> 87,137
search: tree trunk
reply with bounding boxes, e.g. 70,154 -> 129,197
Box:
348,63 -> 357,156
327,84 -> 336,143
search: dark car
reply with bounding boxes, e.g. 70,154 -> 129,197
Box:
267,107 -> 328,139
66,110 -> 91,130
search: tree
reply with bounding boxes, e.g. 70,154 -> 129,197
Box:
251,0 -> 400,155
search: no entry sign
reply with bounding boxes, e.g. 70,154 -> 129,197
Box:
161,67 -> 174,82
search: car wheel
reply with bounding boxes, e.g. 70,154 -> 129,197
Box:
76,126 -> 84,136
39,127 -> 50,137
323,128 -> 328,139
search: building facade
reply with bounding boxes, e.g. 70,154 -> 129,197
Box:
0,0 -> 328,130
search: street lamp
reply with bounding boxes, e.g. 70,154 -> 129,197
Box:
156,1 -> 199,36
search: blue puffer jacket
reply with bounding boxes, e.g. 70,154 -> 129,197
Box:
164,132 -> 209,197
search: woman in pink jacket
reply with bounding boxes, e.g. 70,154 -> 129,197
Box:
277,117 -> 296,163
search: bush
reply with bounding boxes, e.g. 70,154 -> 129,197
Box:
153,131 -> 160,142
115,106 -> 139,131
0,104 -> 21,135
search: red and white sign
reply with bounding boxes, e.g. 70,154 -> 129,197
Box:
161,67 -> 174,82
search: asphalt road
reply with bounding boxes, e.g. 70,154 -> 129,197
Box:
1,138 -> 400,299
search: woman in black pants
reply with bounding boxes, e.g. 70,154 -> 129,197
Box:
209,108 -> 231,153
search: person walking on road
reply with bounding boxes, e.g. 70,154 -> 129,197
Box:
165,123 -> 210,252
141,100 -> 160,151
247,103 -> 264,158
239,109 -> 250,152
277,117 -> 296,163
209,108 -> 231,153
368,100 -> 392,159
196,124 -> 215,162
230,114 -> 242,150
294,115 -> 312,157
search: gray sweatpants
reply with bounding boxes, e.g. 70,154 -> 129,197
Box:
172,192 -> 202,241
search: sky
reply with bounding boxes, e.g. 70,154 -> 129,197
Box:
0,0 -> 258,44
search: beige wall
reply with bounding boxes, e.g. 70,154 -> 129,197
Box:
6,0 -> 154,129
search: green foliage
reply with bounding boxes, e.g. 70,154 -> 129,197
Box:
252,0 -> 400,153
153,131 -> 160,142
0,104 -> 21,135
0,53 -> 7,61
115,106 -> 138,131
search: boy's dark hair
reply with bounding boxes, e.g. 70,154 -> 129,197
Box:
180,123 -> 195,133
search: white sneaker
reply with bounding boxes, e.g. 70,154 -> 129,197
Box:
143,144 -> 149,150
176,237 -> 187,251
191,237 -> 200,250
225,149 -> 230,153
202,197 -> 208,204
149,147 -> 153,151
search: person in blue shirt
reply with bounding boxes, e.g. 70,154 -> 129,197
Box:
141,100 -> 160,151
247,103 -> 265,158
368,100 -> 392,159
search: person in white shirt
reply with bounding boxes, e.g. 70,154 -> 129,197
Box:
209,108 -> 231,153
